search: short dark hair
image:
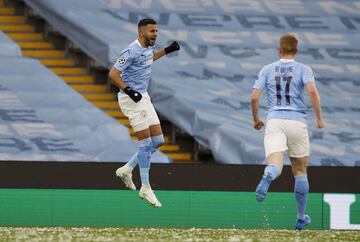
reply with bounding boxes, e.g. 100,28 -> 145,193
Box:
138,18 -> 157,28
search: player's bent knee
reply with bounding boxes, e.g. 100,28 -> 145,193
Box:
151,134 -> 165,150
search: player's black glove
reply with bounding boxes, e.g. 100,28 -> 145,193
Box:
123,86 -> 142,103
164,41 -> 180,54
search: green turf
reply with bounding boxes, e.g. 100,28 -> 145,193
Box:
0,227 -> 359,241
0,189 -> 325,228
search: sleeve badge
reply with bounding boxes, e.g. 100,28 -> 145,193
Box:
118,56 -> 126,64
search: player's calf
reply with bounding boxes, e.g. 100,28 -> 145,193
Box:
138,137 -> 153,186
255,164 -> 281,202
295,175 -> 309,223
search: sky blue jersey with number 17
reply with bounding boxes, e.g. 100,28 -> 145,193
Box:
253,59 -> 315,122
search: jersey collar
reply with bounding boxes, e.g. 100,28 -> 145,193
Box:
135,39 -> 154,49
135,39 -> 145,48
280,59 -> 295,63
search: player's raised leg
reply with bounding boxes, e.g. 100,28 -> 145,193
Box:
138,124 -> 163,207
291,156 -> 311,230
116,124 -> 164,190
255,152 -> 283,202
256,119 -> 287,202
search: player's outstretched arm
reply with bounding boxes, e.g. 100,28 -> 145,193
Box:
251,88 -> 264,130
153,41 -> 180,61
108,67 -> 142,102
306,82 -> 324,128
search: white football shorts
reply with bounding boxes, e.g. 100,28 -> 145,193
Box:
117,92 -> 160,132
264,118 -> 309,158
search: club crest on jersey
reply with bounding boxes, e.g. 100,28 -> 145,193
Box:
118,56 -> 126,64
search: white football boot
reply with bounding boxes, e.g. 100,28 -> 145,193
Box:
139,186 -> 162,208
115,166 -> 136,191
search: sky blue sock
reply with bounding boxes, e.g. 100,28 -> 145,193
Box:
138,137 -> 152,186
140,167 -> 150,186
126,152 -> 138,169
295,175 -> 309,220
127,135 -> 164,170
264,164 -> 281,180
150,134 -> 164,153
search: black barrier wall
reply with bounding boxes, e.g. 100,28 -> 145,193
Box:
0,161 -> 358,192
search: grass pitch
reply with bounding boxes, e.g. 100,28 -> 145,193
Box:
0,227 -> 359,241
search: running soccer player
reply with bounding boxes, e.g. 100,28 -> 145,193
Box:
108,18 -> 180,207
250,34 -> 325,230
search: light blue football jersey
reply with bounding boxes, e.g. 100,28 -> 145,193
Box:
114,39 -> 154,93
253,59 -> 315,122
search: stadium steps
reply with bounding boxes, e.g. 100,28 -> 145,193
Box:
0,2 -> 194,163
0,24 -> 32,31
40,59 -> 75,67
22,50 -> 65,58
0,7 -> 12,15
18,41 -> 54,49
0,15 -> 24,23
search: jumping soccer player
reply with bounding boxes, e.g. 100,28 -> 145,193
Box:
108,18 -> 180,207
251,34 -> 325,230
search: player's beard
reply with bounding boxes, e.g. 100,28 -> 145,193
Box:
146,35 -> 156,47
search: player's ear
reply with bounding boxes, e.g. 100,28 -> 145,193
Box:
138,26 -> 145,36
